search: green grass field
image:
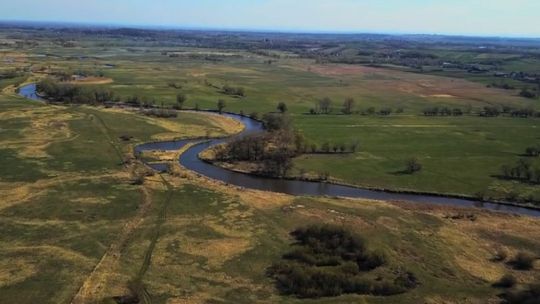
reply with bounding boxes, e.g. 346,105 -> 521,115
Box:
11,42 -> 540,204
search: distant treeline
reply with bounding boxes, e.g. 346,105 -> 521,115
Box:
37,78 -> 114,104
422,107 -> 466,116
421,106 -> 540,118
306,97 -> 405,116
479,106 -> 540,118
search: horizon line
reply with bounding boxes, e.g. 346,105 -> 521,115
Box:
1,19 -> 540,40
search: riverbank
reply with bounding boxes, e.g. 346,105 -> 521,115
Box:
199,149 -> 540,213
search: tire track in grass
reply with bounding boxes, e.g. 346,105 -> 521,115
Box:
131,174 -> 174,304
71,182 -> 154,304
71,109 -> 151,304
88,110 -> 125,164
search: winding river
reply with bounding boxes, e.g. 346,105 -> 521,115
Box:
18,83 -> 540,217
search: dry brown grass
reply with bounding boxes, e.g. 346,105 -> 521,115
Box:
0,257 -> 38,288
0,106 -> 77,159
293,63 -> 525,106
68,77 -> 114,85
0,171 -> 127,212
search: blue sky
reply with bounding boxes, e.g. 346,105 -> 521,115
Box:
1,0 -> 539,37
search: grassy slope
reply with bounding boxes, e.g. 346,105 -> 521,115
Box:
0,92 -> 230,303
105,175 -> 540,304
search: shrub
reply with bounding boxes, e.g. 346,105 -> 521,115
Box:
525,146 -> 540,157
131,174 -> 145,185
249,111 -> 259,120
510,252 -> 536,270
493,274 -> 517,288
358,251 -> 387,271
501,283 -> 540,303
404,158 -> 422,174
519,88 -> 536,99
277,102 -> 288,113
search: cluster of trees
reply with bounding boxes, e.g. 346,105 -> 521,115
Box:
525,145 -> 540,157
309,141 -> 360,154
422,105 -> 540,118
37,78 -> 114,104
261,112 -> 291,131
360,107 -> 404,116
140,108 -> 178,118
480,106 -> 502,117
481,106 -> 540,118
505,107 -> 539,118
221,85 -> 245,97
309,97 -> 333,114
123,96 -> 159,107
500,159 -> 540,184
51,69 -> 104,81
214,114 -> 300,176
308,98 -> 403,116
214,110 -> 362,177
267,225 -> 417,298
423,107 -> 465,116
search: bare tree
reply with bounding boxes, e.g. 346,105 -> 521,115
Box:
319,97 -> 332,114
342,97 -> 355,114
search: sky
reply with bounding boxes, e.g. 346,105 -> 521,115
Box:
1,0 -> 539,37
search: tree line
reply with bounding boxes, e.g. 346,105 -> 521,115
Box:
306,97 -> 404,116
37,78 -> 114,104
421,105 -> 540,118
500,158 -> 540,185
480,106 -> 540,118
422,106 -> 465,116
